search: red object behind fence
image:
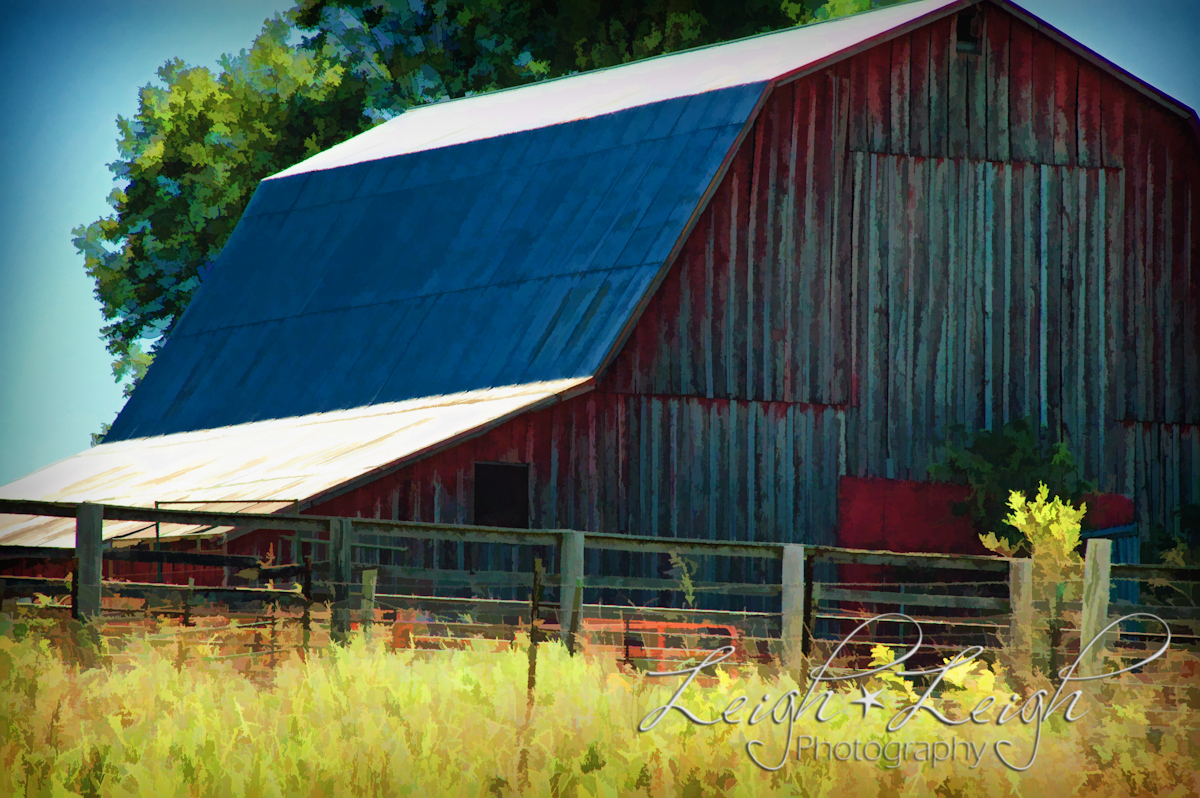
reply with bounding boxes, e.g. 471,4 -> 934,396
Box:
836,477 -> 984,556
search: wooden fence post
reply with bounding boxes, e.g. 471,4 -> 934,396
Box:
74,503 -> 103,620
361,568 -> 378,636
1008,558 -> 1033,673
781,544 -> 807,667
558,531 -> 585,646
1080,538 -> 1113,677
331,518 -> 353,643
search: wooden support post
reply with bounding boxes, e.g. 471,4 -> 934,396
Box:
74,503 -> 103,620
526,557 -> 544,714
781,544 -> 807,667
361,568 -> 378,636
1008,558 -> 1033,673
1080,538 -> 1113,677
558,531 -> 585,645
154,508 -> 162,584
331,518 -> 353,643
301,555 -> 313,652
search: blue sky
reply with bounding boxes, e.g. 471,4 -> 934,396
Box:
0,0 -> 1197,487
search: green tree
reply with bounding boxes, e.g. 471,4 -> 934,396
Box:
75,15 -> 372,431
290,0 -> 832,120
928,419 -> 1097,555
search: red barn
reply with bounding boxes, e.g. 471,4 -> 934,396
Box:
2,0 -> 1196,603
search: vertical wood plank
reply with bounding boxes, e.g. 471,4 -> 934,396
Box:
849,44 -> 869,153
890,34 -> 911,155
1054,46 -> 1079,165
912,158 -> 935,473
783,82 -> 800,402
928,17 -> 951,158
1001,164 -> 1015,424
888,157 -> 909,472
799,79 -> 819,402
1104,168 -> 1124,480
1076,64 -> 1103,168
909,26 -> 931,158
1088,169 -> 1104,478
851,151 -> 868,473
966,161 -> 984,430
984,7 -> 1011,162
813,75 -> 836,404
950,158 -> 965,425
1031,30 -> 1057,165
983,161 -> 996,430
1008,18 -> 1035,163
1043,165 -> 1063,436
1101,77 -> 1126,169
965,19 -> 988,162
866,42 -> 891,153
1012,164 -> 1031,420
931,157 -> 951,442
831,66 -> 854,405
1168,136 -> 1190,425
947,29 -> 969,159
1061,166 -> 1080,447
733,145 -> 750,401
867,154 -> 889,474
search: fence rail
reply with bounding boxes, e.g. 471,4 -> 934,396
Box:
2,499 -> 1198,665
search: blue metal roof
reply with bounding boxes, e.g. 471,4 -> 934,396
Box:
106,83 -> 766,441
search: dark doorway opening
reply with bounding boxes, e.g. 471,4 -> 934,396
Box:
474,463 -> 529,529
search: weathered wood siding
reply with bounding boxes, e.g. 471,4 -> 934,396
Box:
317,3 -> 1200,549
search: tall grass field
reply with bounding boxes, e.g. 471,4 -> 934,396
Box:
1,611 -> 1196,798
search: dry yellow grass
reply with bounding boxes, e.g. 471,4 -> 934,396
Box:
0,614 -> 1197,798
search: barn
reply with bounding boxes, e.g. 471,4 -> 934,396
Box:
2,0 -> 1197,601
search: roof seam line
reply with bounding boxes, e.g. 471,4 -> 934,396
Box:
177,263 -> 653,339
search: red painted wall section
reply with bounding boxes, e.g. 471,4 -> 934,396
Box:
836,477 -> 1137,555
1079,493 -> 1135,530
836,477 -> 985,555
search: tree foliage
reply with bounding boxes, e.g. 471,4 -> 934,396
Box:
292,0 -> 822,121
927,419 -> 1096,554
75,16 -> 372,407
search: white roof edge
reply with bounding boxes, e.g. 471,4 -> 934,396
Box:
269,0 -> 964,178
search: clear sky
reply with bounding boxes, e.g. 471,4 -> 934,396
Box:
0,0 -> 1197,487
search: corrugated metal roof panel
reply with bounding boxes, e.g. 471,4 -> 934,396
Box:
105,84 -> 763,441
0,380 -> 589,547
272,0 -> 964,176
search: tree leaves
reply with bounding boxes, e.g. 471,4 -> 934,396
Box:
75,14 -> 373,407
928,418 -> 1096,554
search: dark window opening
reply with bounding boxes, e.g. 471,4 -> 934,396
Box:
956,11 -> 982,55
474,463 -> 529,529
